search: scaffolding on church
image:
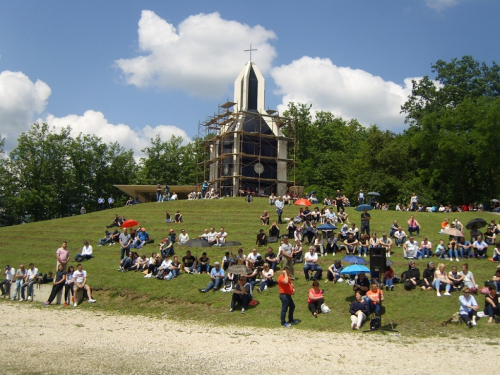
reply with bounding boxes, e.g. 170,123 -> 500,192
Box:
197,101 -> 296,197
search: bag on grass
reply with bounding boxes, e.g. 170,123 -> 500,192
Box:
320,303 -> 331,313
370,317 -> 381,330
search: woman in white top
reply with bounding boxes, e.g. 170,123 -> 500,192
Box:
432,263 -> 452,297
258,263 -> 274,292
314,234 -> 324,256
459,263 -> 477,290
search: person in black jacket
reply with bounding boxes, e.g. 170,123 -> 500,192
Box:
402,260 -> 420,290
420,262 -> 435,290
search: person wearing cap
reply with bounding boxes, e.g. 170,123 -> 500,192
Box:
137,227 -> 153,246
74,241 -> 93,262
179,229 -> 189,245
198,262 -> 224,292
1,265 -> 15,297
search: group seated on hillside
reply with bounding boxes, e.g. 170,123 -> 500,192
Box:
198,227 -> 228,246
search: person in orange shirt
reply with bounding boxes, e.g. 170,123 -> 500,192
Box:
278,267 -> 299,328
366,281 -> 384,316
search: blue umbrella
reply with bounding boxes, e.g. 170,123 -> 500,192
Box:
342,255 -> 367,265
317,223 -> 337,231
341,264 -> 370,275
355,204 -> 373,212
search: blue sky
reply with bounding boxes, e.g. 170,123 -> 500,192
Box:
0,0 -> 498,156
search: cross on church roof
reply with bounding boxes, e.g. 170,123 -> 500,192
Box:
244,44 -> 257,62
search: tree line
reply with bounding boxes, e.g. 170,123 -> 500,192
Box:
0,55 -> 498,225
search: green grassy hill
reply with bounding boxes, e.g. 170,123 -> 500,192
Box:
2,197 -> 499,336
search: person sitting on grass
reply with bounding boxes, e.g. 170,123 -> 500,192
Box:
158,237 -> 173,258
484,284 -> 500,323
98,230 -> 111,246
74,241 -> 93,262
325,234 -> 338,256
349,290 -> 369,330
325,259 -> 343,284
260,211 -> 270,225
492,242 -> 500,262
407,215 -> 421,237
473,235 -> 488,259
344,233 -> 358,255
264,247 -> 279,271
379,233 -> 393,257
433,263 -> 452,297
358,234 -> 369,258
155,255 -> 172,279
366,281 -> 384,316
229,275 -> 252,314
258,263 -> 274,292
303,246 -> 322,281
72,264 -> 95,306
198,262 -> 224,293
420,262 -> 435,291
402,260 -> 420,290
383,265 -> 394,291
119,251 -> 133,272
394,227 -> 407,248
44,264 -> 66,306
292,239 -> 303,263
307,280 -> 325,318
269,221 -> 280,238
182,251 -> 197,274
206,228 -> 218,246
459,286 -> 478,327
106,214 -> 120,228
449,265 -> 464,291
197,252 -> 210,274
352,272 -> 370,297
419,237 -> 432,259
459,263 -> 478,291
256,229 -> 267,247
174,210 -> 183,223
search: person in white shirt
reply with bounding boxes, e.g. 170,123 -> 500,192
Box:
394,227 -> 407,247
275,197 -> 284,224
1,265 -> 16,297
303,246 -> 322,281
379,234 -> 393,257
206,228 -> 217,246
74,241 -> 93,262
22,263 -> 39,301
179,229 -> 190,245
403,236 -> 419,259
216,227 -> 228,245
246,249 -> 261,269
72,264 -> 95,306
472,235 -> 488,259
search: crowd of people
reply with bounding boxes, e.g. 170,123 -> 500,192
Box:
4,190 -> 500,330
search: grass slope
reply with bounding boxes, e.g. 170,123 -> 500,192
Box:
1,198 -> 500,337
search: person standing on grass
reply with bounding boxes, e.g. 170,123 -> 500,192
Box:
56,241 -> 70,271
45,264 -> 66,305
360,208 -> 371,237
275,196 -> 284,224
279,236 -> 294,280
278,266 -> 299,328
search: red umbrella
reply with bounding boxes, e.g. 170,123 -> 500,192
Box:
294,198 -> 313,206
121,219 -> 139,228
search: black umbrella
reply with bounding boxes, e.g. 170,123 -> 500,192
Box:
221,241 -> 242,247
465,218 -> 487,230
184,239 -> 212,247
226,264 -> 252,275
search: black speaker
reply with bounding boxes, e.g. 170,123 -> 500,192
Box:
370,247 -> 386,273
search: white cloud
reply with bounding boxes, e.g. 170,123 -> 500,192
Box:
271,56 -> 420,131
41,110 -> 191,159
0,70 -> 51,150
115,10 -> 277,97
425,0 -> 461,11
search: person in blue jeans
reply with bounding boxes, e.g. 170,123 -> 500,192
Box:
229,275 -> 252,314
433,263 -> 452,297
366,281 -> 384,315
278,267 -> 298,328
383,266 -> 394,291
484,284 -> 500,323
198,262 -> 224,292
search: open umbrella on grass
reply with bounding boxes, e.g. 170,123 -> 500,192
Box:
294,198 -> 313,206
220,241 -> 242,247
355,204 -> 373,212
317,223 -> 337,231
226,264 -> 252,275
121,219 -> 138,228
341,264 -> 370,275
465,218 -> 487,230
442,227 -> 464,237
185,239 -> 212,247
342,255 -> 367,265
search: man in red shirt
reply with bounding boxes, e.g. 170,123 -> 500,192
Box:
278,267 -> 299,328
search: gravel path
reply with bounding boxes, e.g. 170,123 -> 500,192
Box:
0,302 -> 497,375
